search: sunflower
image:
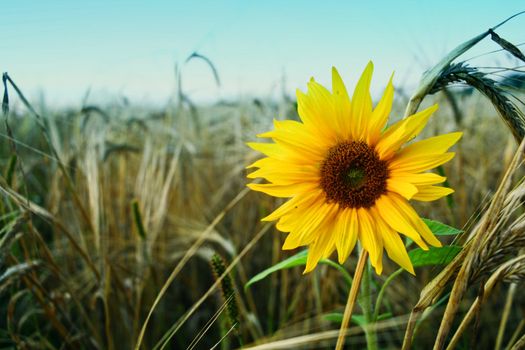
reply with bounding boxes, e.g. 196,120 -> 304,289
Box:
247,62 -> 461,275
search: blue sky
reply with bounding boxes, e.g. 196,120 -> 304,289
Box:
2,0 -> 524,107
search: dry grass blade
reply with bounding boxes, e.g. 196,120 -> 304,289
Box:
403,139 -> 525,350
496,280 -> 518,350
2,73 -> 95,233
506,319 -> 525,350
210,323 -> 239,350
0,214 -> 26,256
432,139 -> 525,349
510,332 -> 525,350
0,260 -> 40,284
401,244 -> 468,349
242,315 -> 411,350
153,223 -> 271,349
0,182 -> 101,280
473,198 -> 525,282
446,255 -> 525,349
186,294 -> 234,350
134,187 -> 250,350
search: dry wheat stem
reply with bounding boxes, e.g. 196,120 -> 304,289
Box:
446,255 -> 525,349
432,138 -> 525,350
496,283 -> 518,350
335,249 -> 368,350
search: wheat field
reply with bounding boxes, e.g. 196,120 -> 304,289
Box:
1,13 -> 525,350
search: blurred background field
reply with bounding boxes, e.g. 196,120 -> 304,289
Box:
1,68 -> 523,349
2,1 -> 525,349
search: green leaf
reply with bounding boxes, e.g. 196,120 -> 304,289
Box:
323,312 -> 392,326
245,250 -> 352,289
376,313 -> 392,322
422,218 -> 462,236
408,245 -> 462,267
245,250 -> 308,289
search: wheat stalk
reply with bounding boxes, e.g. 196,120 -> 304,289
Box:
430,63 -> 525,141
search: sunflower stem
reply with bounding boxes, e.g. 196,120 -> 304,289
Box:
373,268 -> 403,322
335,249 -> 368,350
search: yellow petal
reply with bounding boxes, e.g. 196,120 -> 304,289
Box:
368,73 -> 394,145
247,142 -> 281,157
388,193 -> 442,247
295,89 -> 316,126
247,165 -> 319,185
247,182 -> 318,198
247,142 -> 304,162
388,172 -> 446,186
332,67 -> 352,140
304,239 -> 325,273
373,210 -> 415,274
303,211 -> 338,273
389,153 -> 455,173
281,202 -> 336,248
307,79 -> 339,130
296,89 -> 337,142
375,104 -> 438,160
262,189 -> 324,222
276,196 -> 330,233
332,67 -> 351,101
307,78 -> 341,137
257,120 -> 328,160
350,61 -> 374,140
374,195 -> 428,249
413,186 -> 454,202
246,157 -> 270,169
335,208 -> 358,264
397,132 -> 462,158
387,178 -> 418,200
296,82 -> 339,143
357,208 -> 383,274
247,157 -> 317,175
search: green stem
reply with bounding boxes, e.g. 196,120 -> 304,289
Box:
373,268 -> 403,322
358,260 -> 378,350
322,259 -> 353,287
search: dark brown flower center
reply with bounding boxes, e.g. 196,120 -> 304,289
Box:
320,141 -> 389,208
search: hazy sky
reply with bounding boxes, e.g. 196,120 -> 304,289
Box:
2,1 -> 524,107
